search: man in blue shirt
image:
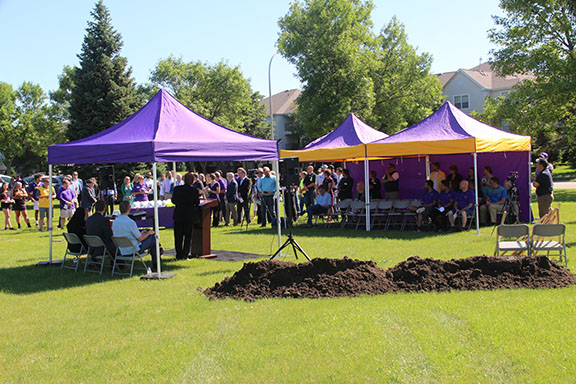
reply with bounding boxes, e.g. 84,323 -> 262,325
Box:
412,180 -> 439,231
112,200 -> 160,272
448,179 -> 475,231
306,185 -> 332,227
257,166 -> 277,227
479,176 -> 507,226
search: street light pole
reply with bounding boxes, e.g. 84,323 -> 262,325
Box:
268,52 -> 282,249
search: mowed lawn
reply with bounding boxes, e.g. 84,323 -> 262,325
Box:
1,191 -> 575,383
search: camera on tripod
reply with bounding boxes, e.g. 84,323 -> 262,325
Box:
506,171 -> 519,184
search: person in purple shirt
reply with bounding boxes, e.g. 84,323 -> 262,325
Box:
448,179 -> 475,231
435,180 -> 454,231
57,178 -> 77,229
215,171 -> 227,225
131,174 -> 150,202
411,180 -> 439,232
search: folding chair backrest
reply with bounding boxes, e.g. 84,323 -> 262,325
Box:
497,224 -> 530,238
112,236 -> 137,253
336,199 -> 350,210
350,200 -> 364,210
83,235 -> 106,248
533,223 -> 566,238
63,233 -> 83,248
379,200 -> 393,210
392,199 -> 411,209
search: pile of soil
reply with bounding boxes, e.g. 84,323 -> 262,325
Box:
204,255 -> 576,301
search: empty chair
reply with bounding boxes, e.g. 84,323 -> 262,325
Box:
111,236 -> 150,277
342,200 -> 365,229
62,232 -> 86,272
401,200 -> 422,231
355,200 -> 379,230
83,235 -> 111,275
496,224 -> 530,256
532,223 -> 567,266
372,200 -> 393,228
385,199 -> 411,230
326,199 -> 351,228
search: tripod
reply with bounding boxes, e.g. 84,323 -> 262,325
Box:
270,188 -> 310,261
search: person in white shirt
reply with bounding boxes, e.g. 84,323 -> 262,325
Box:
112,200 -> 160,271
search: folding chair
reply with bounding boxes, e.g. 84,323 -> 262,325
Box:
62,233 -> 86,272
356,200 -> 379,230
111,236 -> 150,277
385,199 -> 411,230
83,235 -> 111,275
401,200 -> 421,231
326,199 -> 351,228
455,205 -> 477,231
342,200 -> 364,229
532,223 -> 567,266
496,224 -> 530,256
372,200 -> 392,228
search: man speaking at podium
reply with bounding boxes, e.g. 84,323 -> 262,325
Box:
172,172 -> 200,259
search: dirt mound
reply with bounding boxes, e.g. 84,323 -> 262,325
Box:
204,256 -> 576,301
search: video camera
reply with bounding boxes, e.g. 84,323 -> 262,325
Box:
506,171 -> 519,184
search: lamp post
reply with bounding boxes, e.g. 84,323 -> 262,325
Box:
268,52 -> 282,249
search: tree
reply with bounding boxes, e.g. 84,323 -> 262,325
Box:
488,0 -> 576,163
0,82 -> 65,175
150,56 -> 268,135
370,17 -> 443,132
278,0 -> 376,136
67,0 -> 141,142
278,0 -> 443,138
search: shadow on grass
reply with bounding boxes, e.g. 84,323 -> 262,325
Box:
0,260 -> 184,295
224,223 -> 455,240
553,190 -> 576,203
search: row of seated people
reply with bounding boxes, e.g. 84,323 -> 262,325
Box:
309,176 -> 507,232
66,200 -> 160,271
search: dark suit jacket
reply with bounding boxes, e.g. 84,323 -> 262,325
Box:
237,177 -> 251,201
172,184 -> 200,223
85,212 -> 115,255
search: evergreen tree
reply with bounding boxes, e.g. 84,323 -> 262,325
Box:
67,0 -> 140,142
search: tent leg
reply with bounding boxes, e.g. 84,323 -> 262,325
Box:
364,157 -> 370,231
172,161 -> 177,176
473,152 -> 480,235
528,151 -> 533,223
143,162 -> 174,279
273,160 -> 282,249
37,164 -> 62,266
425,155 -> 430,179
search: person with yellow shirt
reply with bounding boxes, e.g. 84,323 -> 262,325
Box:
429,162 -> 446,192
36,176 -> 56,232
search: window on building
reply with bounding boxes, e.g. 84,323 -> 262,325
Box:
454,94 -> 469,109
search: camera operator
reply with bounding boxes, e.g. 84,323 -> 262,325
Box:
533,158 -> 554,218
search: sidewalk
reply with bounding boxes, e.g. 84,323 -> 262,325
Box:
554,181 -> 576,189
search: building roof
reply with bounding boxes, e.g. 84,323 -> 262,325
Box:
261,89 -> 301,115
437,62 -> 533,90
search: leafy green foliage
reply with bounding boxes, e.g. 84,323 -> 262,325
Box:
150,56 -> 269,137
487,0 -> 576,164
278,0 -> 443,139
67,0 -> 142,143
0,82 -> 65,175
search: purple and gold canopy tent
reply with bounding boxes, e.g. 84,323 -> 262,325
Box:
45,90 -> 279,275
280,113 -> 387,161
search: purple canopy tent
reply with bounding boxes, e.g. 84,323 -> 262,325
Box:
360,102 -> 531,233
280,113 -> 388,230
46,89 -> 279,276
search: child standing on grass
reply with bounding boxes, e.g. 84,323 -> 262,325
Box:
12,182 -> 31,229
1,182 -> 15,230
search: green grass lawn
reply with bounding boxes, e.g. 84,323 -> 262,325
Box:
1,191 -> 575,383
552,163 -> 576,182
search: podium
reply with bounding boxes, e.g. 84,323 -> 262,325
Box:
191,199 -> 218,258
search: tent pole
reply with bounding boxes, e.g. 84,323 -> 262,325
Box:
48,164 -> 53,263
528,151 -> 533,223
172,161 -> 177,176
425,155 -> 430,179
153,163 -> 162,275
364,156 -> 370,231
274,160 -> 282,249
473,152 -> 480,235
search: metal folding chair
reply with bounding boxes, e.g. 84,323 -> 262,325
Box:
326,199 -> 351,228
371,200 -> 392,228
385,199 -> 411,230
401,200 -> 421,231
83,235 -> 111,275
532,223 -> 567,266
496,224 -> 530,256
111,236 -> 149,277
62,233 -> 86,272
342,200 -> 364,229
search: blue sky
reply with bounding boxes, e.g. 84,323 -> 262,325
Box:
0,0 -> 503,97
